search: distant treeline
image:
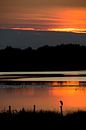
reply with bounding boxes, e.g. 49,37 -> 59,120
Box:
0,44 -> 86,71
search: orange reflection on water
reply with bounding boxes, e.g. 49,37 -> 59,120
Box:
49,87 -> 86,112
50,81 -> 79,86
0,86 -> 86,113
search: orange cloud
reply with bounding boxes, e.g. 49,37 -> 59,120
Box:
11,27 -> 35,31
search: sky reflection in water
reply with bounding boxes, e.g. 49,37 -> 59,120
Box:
0,71 -> 86,113
0,85 -> 86,114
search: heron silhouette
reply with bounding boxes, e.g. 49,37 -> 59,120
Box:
59,100 -> 63,116
60,100 -> 63,106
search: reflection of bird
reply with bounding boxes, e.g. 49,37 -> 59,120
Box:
60,100 -> 63,106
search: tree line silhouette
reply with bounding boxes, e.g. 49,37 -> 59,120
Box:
0,44 -> 86,71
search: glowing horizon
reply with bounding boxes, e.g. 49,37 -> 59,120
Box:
0,7 -> 86,34
0,27 -> 86,34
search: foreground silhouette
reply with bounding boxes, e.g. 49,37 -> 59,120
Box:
0,108 -> 86,130
0,44 -> 86,71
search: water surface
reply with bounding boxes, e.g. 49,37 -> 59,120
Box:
0,71 -> 86,114
0,85 -> 86,114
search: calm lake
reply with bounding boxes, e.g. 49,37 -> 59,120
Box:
0,71 -> 86,114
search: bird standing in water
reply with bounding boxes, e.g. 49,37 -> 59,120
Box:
60,100 -> 63,106
60,100 -> 63,116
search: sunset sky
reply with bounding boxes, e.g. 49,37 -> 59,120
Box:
0,0 -> 86,33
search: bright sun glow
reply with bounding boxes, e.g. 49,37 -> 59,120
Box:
8,27 -> 86,33
48,28 -> 86,33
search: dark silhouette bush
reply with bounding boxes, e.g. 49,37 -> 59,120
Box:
0,109 -> 86,130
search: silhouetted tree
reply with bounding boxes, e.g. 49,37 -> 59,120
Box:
0,44 -> 86,71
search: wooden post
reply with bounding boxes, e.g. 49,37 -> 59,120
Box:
9,105 -> 11,114
33,105 -> 36,112
60,106 -> 63,116
22,107 -> 25,112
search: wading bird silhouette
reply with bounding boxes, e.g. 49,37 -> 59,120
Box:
59,100 -> 63,116
60,100 -> 63,106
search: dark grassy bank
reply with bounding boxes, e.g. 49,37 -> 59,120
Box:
0,109 -> 86,130
0,44 -> 86,71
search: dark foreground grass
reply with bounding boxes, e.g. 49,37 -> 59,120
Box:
0,110 -> 86,130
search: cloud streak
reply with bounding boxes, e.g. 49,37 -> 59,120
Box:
1,0 -> 86,8
0,0 -> 86,33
